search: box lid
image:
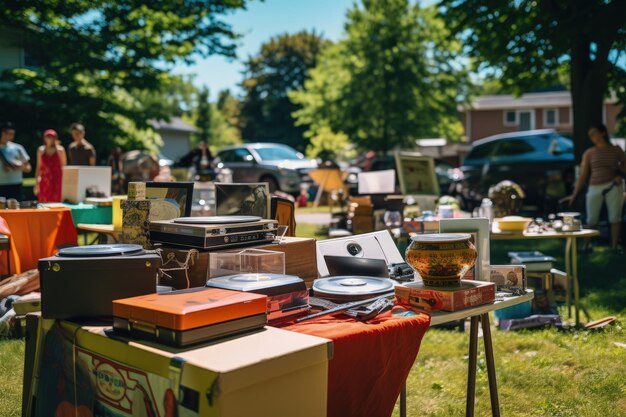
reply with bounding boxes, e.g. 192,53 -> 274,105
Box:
508,251 -> 556,263
112,287 -> 267,330
63,320 -> 332,397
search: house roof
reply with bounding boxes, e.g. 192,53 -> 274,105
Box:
467,91 -> 617,111
151,117 -> 197,133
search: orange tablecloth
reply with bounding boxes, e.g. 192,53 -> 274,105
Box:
282,309 -> 430,417
0,208 -> 77,275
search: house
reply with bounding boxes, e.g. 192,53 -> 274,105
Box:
151,117 -> 196,162
460,91 -> 622,142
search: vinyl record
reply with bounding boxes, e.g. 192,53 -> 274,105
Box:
58,244 -> 144,257
207,273 -> 302,292
312,276 -> 394,302
172,215 -> 262,225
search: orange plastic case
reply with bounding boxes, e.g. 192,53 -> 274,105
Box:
112,288 -> 267,346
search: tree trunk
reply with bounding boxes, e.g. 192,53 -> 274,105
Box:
570,39 -> 610,164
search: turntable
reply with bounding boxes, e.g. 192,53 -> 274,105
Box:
149,215 -> 278,249
207,273 -> 310,324
39,244 -> 161,319
312,276 -> 395,302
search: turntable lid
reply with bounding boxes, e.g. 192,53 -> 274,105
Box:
207,273 -> 302,292
312,276 -> 394,297
173,216 -> 262,224
58,244 -> 144,257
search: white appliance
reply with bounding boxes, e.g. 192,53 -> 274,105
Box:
61,166 -> 112,203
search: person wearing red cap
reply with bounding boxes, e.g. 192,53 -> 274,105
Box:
34,129 -> 67,202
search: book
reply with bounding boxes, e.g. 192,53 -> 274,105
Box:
508,251 -> 556,272
395,280 -> 496,312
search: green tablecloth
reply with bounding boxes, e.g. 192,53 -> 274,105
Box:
39,203 -> 112,225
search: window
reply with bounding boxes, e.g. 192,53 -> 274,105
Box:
497,139 -> 535,156
219,149 -> 253,163
503,111 -> 517,126
466,141 -> 499,160
544,109 -> 558,126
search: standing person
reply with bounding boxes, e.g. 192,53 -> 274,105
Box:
107,146 -> 125,194
0,122 -> 31,200
560,123 -> 626,251
68,123 -> 96,166
34,129 -> 67,202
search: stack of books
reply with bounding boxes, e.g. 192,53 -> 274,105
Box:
508,251 -> 556,272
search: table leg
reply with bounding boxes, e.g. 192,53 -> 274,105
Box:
564,238 -> 572,319
466,316 -> 479,417
480,314 -> 501,417
400,384 -> 407,417
571,237 -> 581,327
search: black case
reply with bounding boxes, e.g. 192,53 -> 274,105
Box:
39,252 -> 161,319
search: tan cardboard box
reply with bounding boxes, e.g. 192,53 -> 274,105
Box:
256,237 -> 318,286
24,315 -> 331,417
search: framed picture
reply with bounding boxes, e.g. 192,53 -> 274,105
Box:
439,218 -> 490,281
145,181 -> 194,220
215,183 -> 271,219
394,152 -> 440,196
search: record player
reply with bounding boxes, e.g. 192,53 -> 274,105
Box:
149,215 -> 278,249
206,273 -> 310,324
39,244 -> 161,319
312,276 -> 395,302
113,287 -> 268,347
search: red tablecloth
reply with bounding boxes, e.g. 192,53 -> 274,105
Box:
0,207 -> 77,274
282,308 -> 430,417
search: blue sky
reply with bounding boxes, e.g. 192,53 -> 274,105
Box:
175,0 -> 354,100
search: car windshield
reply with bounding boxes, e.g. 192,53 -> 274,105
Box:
255,146 -> 302,161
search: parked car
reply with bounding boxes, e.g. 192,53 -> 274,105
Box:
451,129 -> 575,214
215,143 -> 318,193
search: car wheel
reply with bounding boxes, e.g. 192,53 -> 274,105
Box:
260,175 -> 279,193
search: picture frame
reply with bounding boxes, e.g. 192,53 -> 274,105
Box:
439,218 -> 490,281
394,152 -> 440,196
145,181 -> 194,220
215,182 -> 271,219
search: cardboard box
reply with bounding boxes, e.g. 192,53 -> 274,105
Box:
256,237 -> 318,286
157,247 -> 210,289
395,280 -> 496,312
62,166 -> 112,203
23,314 -> 331,417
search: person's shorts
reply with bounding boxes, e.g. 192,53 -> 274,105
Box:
586,181 -> 625,225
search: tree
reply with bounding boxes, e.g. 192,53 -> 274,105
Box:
0,0 -> 246,159
291,0 -> 468,154
239,31 -> 329,151
195,87 -> 212,144
438,0 -> 626,162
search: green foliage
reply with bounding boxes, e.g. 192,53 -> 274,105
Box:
305,125 -> 351,160
239,31 -> 329,151
291,0 -> 468,153
0,1 -> 246,161
438,0 -> 626,161
195,87 -> 212,144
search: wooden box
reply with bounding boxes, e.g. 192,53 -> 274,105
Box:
256,237 -> 318,287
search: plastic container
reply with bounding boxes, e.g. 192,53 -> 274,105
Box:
494,300 -> 532,320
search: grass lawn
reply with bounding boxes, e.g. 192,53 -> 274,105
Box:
2,207 -> 625,416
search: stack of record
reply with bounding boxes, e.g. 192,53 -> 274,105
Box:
312,276 -> 394,302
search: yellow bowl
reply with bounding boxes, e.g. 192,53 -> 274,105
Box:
495,216 -> 532,232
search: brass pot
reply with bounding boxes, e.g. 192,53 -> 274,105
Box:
405,233 -> 477,287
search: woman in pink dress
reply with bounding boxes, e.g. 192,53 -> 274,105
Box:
34,129 -> 67,202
